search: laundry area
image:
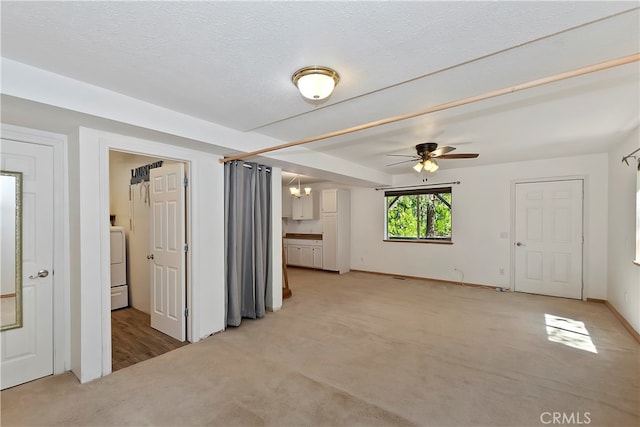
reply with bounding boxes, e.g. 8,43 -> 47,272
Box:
108,150 -> 188,371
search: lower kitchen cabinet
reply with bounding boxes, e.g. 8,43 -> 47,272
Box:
285,239 -> 323,269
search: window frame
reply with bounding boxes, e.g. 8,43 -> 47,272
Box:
383,186 -> 453,244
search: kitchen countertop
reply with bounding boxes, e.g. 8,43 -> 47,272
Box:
284,233 -> 323,240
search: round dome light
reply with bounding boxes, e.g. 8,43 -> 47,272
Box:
292,66 -> 340,100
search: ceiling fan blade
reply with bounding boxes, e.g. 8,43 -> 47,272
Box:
385,154 -> 418,158
386,158 -> 419,167
431,146 -> 456,157
437,153 -> 479,159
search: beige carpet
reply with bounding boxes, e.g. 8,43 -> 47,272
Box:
2,269 -> 638,426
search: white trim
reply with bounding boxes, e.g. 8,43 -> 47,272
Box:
0,123 -> 70,375
268,167 -> 283,311
510,176 -> 586,300
76,127 -> 225,382
108,150 -> 191,340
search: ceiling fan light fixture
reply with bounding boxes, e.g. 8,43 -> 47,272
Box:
292,66 -> 340,100
422,159 -> 439,172
413,161 -> 424,172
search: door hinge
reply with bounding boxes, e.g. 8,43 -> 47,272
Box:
183,177 -> 188,187
184,308 -> 189,317
183,243 -> 189,252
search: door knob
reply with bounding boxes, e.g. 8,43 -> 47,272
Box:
516,242 -> 526,247
147,254 -> 154,260
29,269 -> 49,279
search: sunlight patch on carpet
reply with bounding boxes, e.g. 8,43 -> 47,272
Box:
545,313 -> 598,354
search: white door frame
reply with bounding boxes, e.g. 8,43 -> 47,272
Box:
104,150 -> 192,375
74,127 -> 226,382
510,176 -> 587,300
71,126 -> 286,384
0,124 -> 69,376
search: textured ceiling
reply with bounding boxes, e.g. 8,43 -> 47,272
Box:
1,1 -> 638,182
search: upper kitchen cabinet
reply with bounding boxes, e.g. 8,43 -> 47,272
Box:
321,188 -> 338,213
291,192 -> 319,220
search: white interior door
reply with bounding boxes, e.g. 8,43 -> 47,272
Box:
514,180 -> 583,299
149,163 -> 186,341
1,139 -> 54,389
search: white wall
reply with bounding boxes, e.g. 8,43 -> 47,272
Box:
284,218 -> 323,235
350,153 -> 609,299
607,132 -> 640,334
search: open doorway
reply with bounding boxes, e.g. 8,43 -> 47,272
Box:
108,150 -> 189,371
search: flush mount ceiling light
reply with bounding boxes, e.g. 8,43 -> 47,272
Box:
292,66 -> 340,100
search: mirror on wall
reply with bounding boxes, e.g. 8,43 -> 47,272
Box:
1,171 -> 23,331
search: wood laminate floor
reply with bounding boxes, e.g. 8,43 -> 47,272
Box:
111,307 -> 188,371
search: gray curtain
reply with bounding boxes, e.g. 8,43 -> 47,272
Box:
224,161 -> 272,327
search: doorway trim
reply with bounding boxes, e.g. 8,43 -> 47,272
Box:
109,151 -> 189,342
76,127 -> 225,382
102,148 -> 193,377
510,175 -> 587,300
0,123 -> 69,376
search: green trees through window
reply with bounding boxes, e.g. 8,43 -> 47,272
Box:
385,187 -> 452,241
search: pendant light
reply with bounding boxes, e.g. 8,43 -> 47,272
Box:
288,175 -> 311,197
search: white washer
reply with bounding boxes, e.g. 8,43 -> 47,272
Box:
110,226 -> 129,310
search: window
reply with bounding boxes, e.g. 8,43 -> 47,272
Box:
385,187 -> 452,242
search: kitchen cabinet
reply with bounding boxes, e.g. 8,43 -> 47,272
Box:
286,244 -> 299,265
313,243 -> 323,268
322,189 -> 350,274
299,246 -> 314,266
285,238 -> 323,269
291,192 -> 319,220
282,191 -> 292,218
321,188 -> 338,213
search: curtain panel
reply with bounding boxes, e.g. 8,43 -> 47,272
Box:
224,161 -> 272,327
